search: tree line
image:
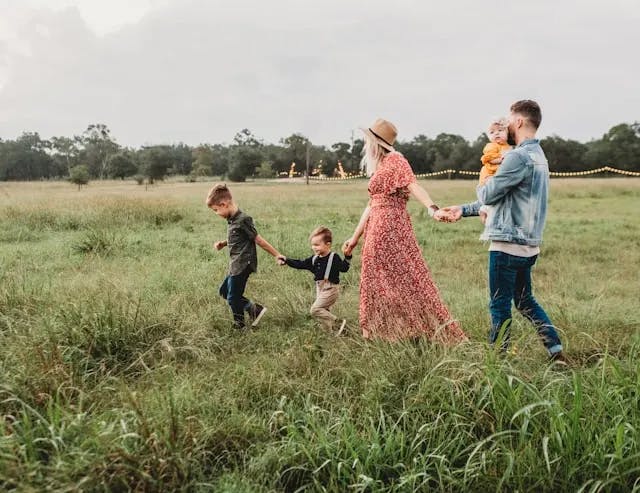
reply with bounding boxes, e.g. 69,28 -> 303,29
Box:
1,122 -> 639,183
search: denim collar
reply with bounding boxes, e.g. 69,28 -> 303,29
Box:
517,138 -> 539,148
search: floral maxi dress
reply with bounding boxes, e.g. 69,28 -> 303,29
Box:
359,152 -> 467,343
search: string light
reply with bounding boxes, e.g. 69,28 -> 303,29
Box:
307,166 -> 640,180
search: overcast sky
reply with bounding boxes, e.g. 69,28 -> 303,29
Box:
0,0 -> 638,147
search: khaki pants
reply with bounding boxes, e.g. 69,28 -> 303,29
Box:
310,281 -> 340,330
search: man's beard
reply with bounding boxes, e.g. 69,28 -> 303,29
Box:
507,127 -> 516,146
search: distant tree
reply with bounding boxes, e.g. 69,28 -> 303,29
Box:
0,133 -> 55,180
541,136 -> 587,172
312,145 -> 336,175
78,124 -> 119,178
192,145 -> 215,177
233,128 -> 262,147
228,146 -> 262,182
50,136 -> 80,175
69,165 -> 90,190
432,133 -> 470,172
280,134 -> 312,176
210,144 -> 230,177
461,134 -> 490,173
584,123 -> 640,171
351,138 -> 364,173
106,151 -> 138,179
139,146 -> 173,183
331,142 -> 351,162
395,135 -> 434,174
167,143 -> 193,175
226,130 -> 265,181
3,121 -> 640,182
256,161 -> 276,178
262,143 -> 289,174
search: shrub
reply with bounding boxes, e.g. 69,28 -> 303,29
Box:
69,165 -> 90,190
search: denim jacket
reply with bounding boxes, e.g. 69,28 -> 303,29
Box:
461,139 -> 549,246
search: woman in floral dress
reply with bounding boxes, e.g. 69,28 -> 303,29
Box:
343,119 -> 467,343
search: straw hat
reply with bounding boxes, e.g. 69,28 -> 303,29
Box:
362,118 -> 397,151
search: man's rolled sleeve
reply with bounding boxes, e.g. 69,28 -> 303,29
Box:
461,201 -> 481,217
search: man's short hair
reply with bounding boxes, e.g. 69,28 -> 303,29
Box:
510,100 -> 542,129
310,226 -> 332,244
206,183 -> 233,206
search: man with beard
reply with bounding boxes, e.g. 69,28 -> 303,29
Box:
439,100 -> 567,363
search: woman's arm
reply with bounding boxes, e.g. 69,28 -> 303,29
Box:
408,182 -> 457,222
343,202 -> 370,255
408,182 -> 440,214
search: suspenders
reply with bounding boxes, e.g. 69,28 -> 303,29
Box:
312,252 -> 335,282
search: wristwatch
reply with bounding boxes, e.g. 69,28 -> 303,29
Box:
427,204 -> 440,217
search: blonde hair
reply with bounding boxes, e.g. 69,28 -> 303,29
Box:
361,133 -> 390,177
206,183 -> 233,206
487,117 -> 509,133
309,226 -> 332,244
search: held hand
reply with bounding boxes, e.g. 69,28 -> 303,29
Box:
433,209 -> 453,223
213,241 -> 226,251
440,205 -> 462,222
276,255 -> 287,266
342,237 -> 357,256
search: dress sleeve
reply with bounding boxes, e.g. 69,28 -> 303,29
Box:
387,152 -> 417,190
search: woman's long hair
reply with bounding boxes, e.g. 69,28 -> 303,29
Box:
361,133 -> 390,177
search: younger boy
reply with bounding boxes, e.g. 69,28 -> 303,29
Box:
206,183 -> 282,330
277,226 -> 351,334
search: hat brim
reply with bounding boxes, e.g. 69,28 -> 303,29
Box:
360,127 -> 395,152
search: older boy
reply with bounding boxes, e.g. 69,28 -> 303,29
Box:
206,183 -> 282,330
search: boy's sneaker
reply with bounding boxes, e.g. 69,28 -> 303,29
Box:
248,304 -> 267,327
337,319 -> 347,336
550,351 -> 570,366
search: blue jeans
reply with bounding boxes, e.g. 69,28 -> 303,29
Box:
219,269 -> 253,327
488,251 -> 563,355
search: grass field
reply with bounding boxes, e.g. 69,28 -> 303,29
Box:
1,177 -> 639,492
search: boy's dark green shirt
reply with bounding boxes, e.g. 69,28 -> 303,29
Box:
227,210 -> 258,275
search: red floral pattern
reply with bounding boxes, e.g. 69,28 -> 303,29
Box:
359,152 -> 467,343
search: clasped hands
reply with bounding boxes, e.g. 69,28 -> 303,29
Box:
434,206 -> 488,224
433,206 -> 462,223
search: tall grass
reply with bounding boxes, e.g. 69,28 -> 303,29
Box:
0,178 -> 639,491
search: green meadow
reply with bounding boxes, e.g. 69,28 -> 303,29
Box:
1,178 -> 639,492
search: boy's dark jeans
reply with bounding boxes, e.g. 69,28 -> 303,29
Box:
219,268 -> 252,327
488,251 -> 563,355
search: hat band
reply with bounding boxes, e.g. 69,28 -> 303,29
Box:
369,128 -> 393,147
